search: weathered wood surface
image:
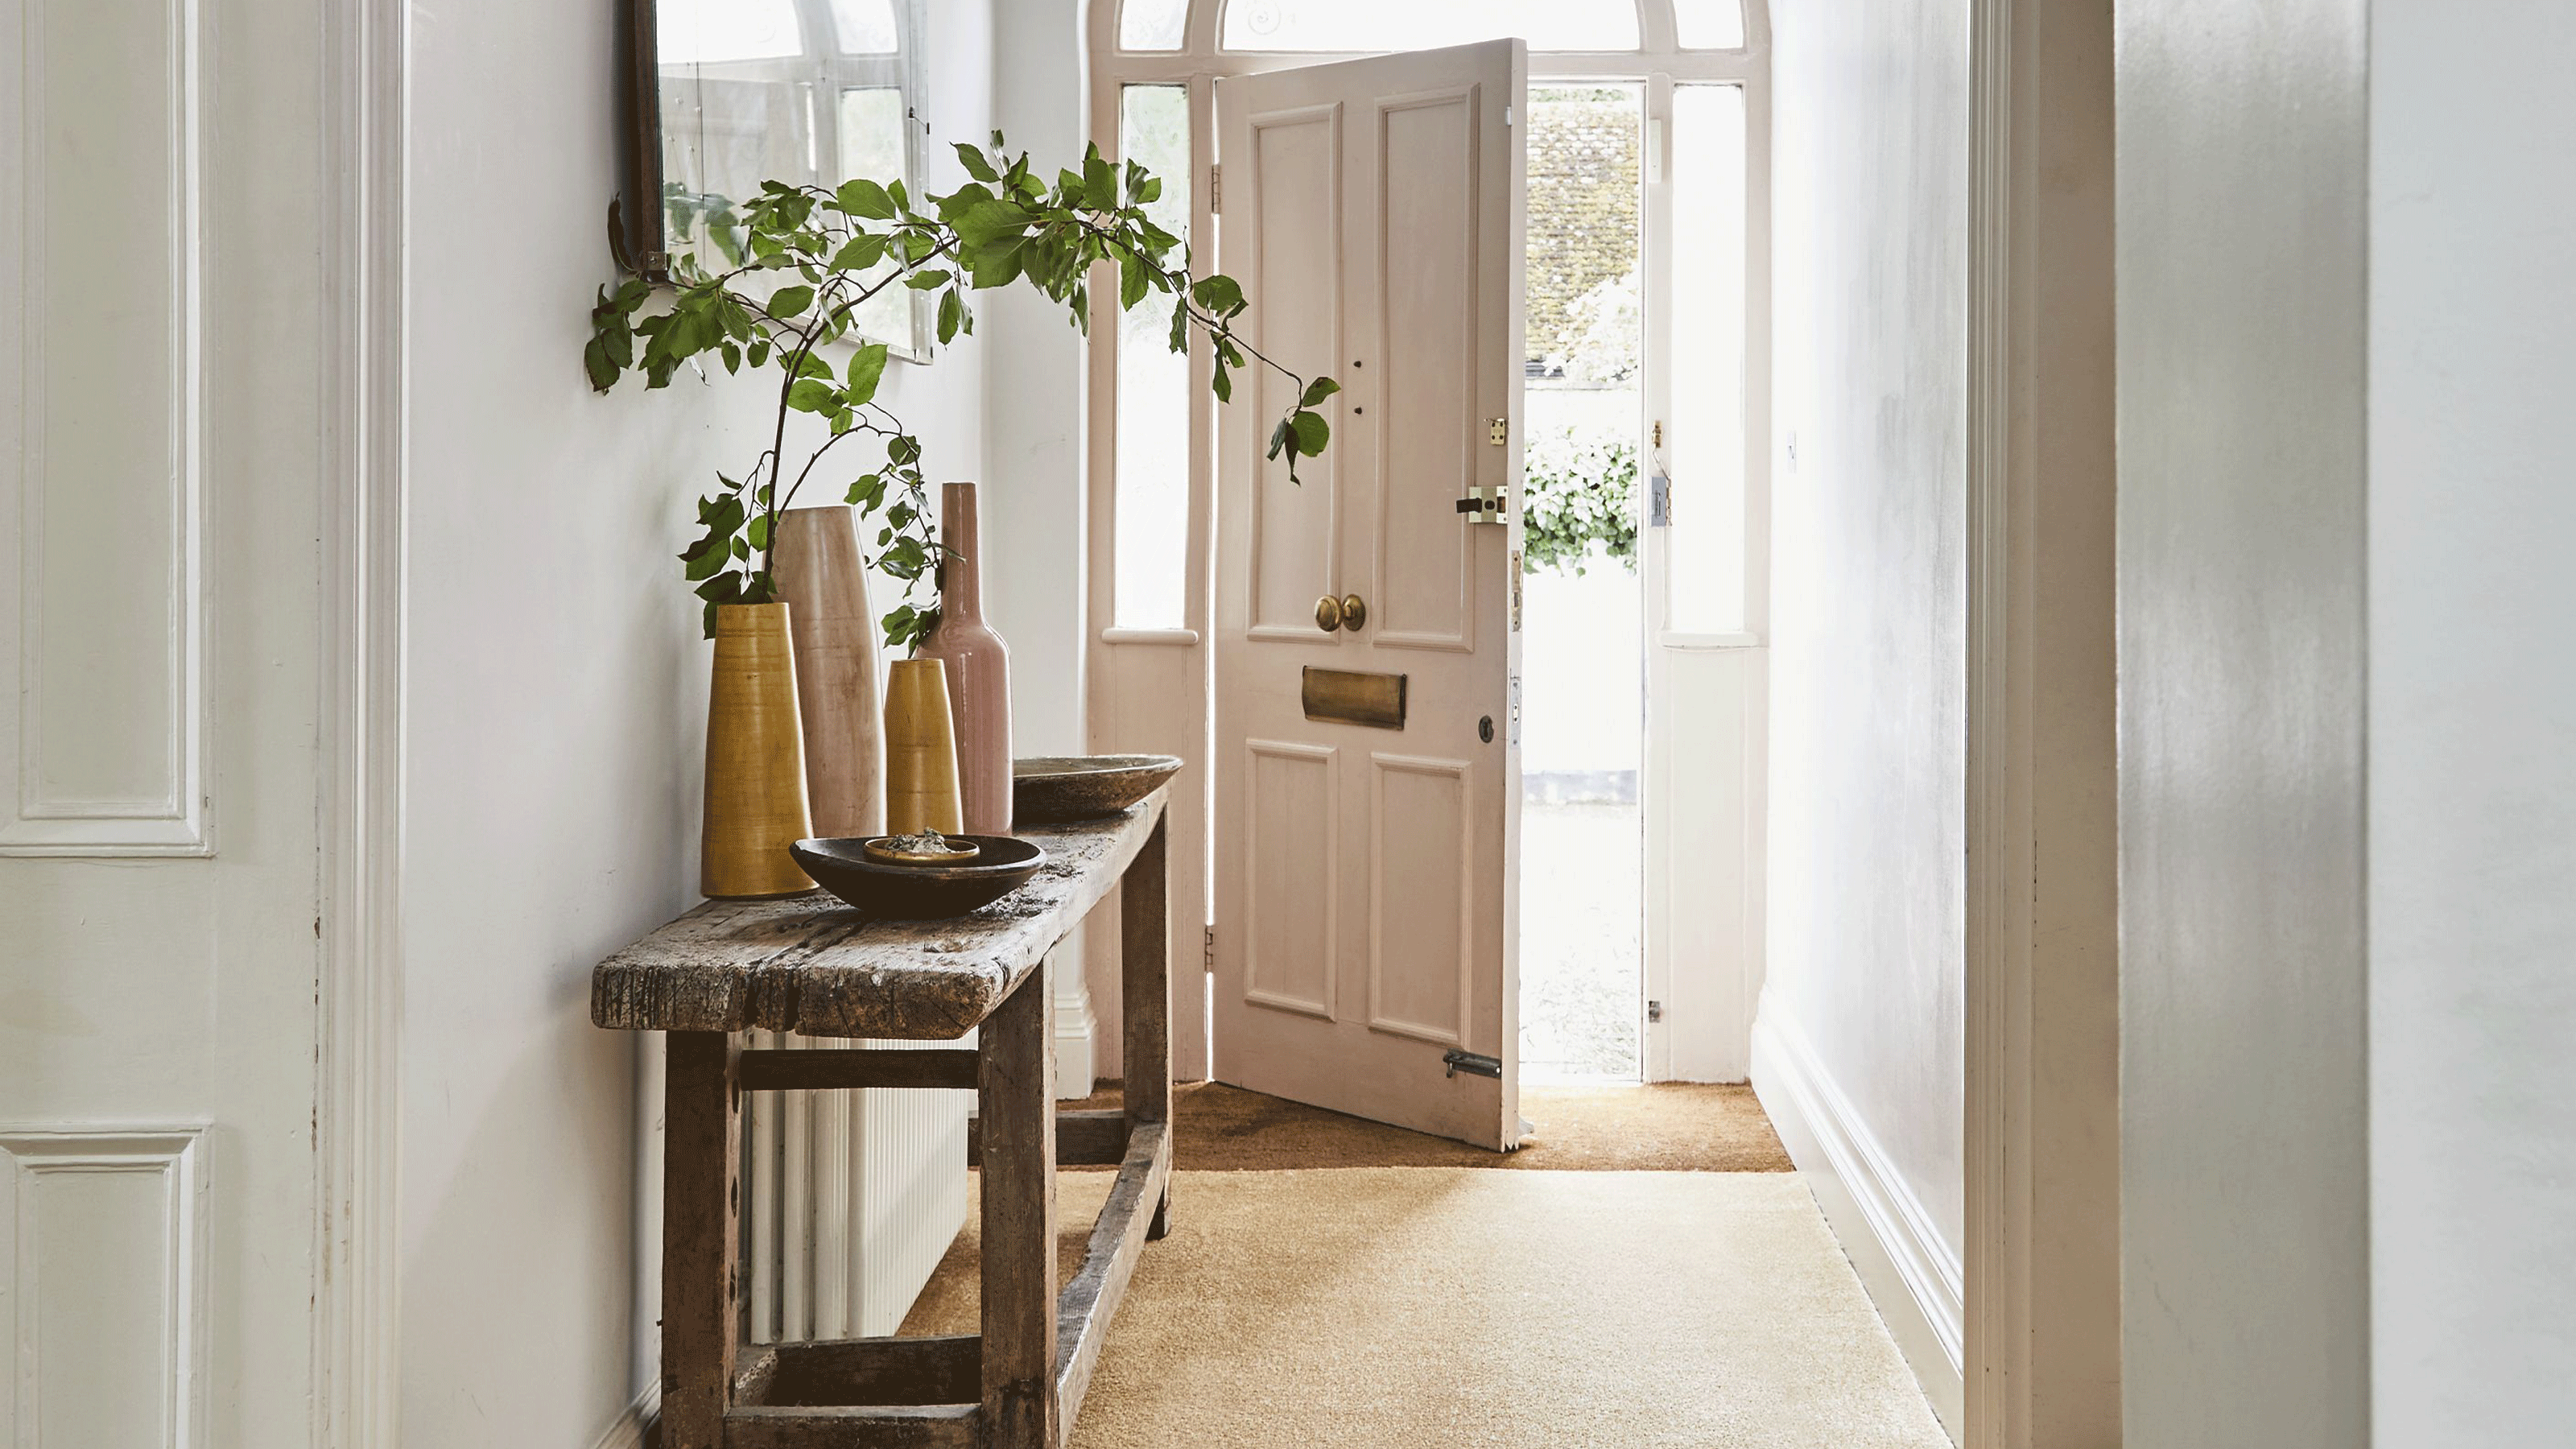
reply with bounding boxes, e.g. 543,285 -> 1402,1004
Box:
1054,1122 -> 1173,1434
663,1031 -> 741,1449
980,970 -> 1059,1449
967,1108 -> 1129,1169
1120,817 -> 1174,1239
591,792 -> 1166,1038
721,1402 -> 977,1449
737,1333 -> 981,1407
736,1047 -> 980,1092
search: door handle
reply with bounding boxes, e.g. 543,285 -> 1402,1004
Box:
1313,594 -> 1368,633
1337,594 -> 1367,631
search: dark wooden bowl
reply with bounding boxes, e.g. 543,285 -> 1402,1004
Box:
789,836 -> 1047,920
1012,754 -> 1184,824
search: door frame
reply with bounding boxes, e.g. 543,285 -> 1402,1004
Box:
1080,0 -> 1773,1090
315,0 -> 408,1443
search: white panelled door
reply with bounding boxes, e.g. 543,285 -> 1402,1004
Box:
1211,40 -> 1525,1150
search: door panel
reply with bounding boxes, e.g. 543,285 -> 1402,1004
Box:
1213,40 -> 1525,1150
1245,105 -> 1344,640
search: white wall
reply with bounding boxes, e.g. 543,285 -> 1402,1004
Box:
2368,2 -> 2576,1439
1752,0 -> 1967,1426
399,2 -> 994,1443
2113,2 -> 2372,1445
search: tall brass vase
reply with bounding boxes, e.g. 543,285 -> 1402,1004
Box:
702,602 -> 815,898
884,658 -> 964,836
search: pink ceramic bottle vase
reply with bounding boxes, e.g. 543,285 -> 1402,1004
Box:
919,481 -> 1013,835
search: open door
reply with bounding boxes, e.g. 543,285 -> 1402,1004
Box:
1210,39 -> 1526,1150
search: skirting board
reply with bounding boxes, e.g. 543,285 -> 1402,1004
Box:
589,1381 -> 661,1449
1750,1013 -> 1965,1441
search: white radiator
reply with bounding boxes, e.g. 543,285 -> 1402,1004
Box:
741,1032 -> 970,1341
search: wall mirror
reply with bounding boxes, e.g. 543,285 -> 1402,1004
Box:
622,0 -> 935,360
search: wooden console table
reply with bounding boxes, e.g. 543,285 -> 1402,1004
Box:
592,791 -> 1172,1449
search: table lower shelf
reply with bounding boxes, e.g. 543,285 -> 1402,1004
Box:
723,1121 -> 1174,1449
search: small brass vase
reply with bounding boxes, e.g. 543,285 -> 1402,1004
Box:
701,601 -> 816,898
884,658 -> 965,836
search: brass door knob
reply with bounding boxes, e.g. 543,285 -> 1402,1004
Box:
1315,594 -> 1344,632
1338,594 -> 1368,631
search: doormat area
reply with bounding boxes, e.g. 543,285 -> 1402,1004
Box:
899,1168 -> 1947,1449
1059,1080 -> 1791,1173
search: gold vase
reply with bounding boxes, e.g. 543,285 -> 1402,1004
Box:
884,658 -> 964,836
702,602 -> 815,898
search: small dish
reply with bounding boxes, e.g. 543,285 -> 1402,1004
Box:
790,836 -> 1046,921
1012,754 -> 1185,824
861,832 -> 984,866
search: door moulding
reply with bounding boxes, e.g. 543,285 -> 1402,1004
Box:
313,0 -> 407,1445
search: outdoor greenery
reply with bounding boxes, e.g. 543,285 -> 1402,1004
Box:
1521,427 -> 1640,576
587,134 -> 1337,651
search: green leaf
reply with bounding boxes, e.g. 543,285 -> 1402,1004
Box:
1084,146 -> 1118,208
745,514 -> 770,551
1266,418 -> 1292,462
938,289 -> 964,345
831,233 -> 889,271
786,378 -> 839,413
953,199 -> 1034,248
837,178 -> 897,220
767,284 -> 815,320
955,143 -> 1000,184
1301,376 -> 1342,407
905,267 -> 953,291
1212,364 -> 1232,404
1291,409 -> 1330,456
844,342 -> 891,406
1191,275 -> 1245,316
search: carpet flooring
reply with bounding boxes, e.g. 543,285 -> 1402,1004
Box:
900,1168 -> 1950,1449
1063,1080 -> 1792,1173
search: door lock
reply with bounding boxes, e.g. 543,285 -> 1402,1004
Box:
1314,593 -> 1368,633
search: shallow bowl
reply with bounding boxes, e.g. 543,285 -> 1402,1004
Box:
1012,754 -> 1185,824
789,835 -> 1047,920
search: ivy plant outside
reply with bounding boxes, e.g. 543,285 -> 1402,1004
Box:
1521,427 -> 1639,576
586,135 -> 1337,652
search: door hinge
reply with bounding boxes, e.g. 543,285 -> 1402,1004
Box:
1647,999 -> 1666,1023
1443,1049 -> 1503,1080
1505,104 -> 1515,128
1209,163 -> 1221,213
1488,417 -> 1509,446
1203,923 -> 1216,969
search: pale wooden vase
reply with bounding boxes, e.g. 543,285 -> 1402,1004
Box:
884,658 -> 964,836
702,601 -> 815,898
770,506 -> 886,840
919,481 -> 1014,835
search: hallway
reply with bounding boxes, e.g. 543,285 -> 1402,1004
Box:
902,1087 -> 1946,1447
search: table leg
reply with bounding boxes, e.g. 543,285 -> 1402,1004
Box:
662,1030 -> 741,1449
1121,813 -> 1174,1239
980,967 -> 1059,1447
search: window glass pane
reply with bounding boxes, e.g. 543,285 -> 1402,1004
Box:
1666,85 -> 1748,632
1223,0 -> 1639,52
1671,0 -> 1746,48
661,0 -> 804,64
1115,85 -> 1195,628
830,0 -> 898,53
837,88 -> 914,347
1121,0 -> 1191,50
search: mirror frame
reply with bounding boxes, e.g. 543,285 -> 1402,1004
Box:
617,0 -> 935,361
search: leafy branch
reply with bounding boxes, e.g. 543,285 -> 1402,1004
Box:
587,135 -> 1339,654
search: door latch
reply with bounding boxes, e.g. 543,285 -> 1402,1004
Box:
1649,472 -> 1673,527
1443,1049 -> 1502,1080
1456,485 -> 1507,525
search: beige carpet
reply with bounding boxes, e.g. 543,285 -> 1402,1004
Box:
902,1168 -> 1948,1449
1065,1080 -> 1792,1173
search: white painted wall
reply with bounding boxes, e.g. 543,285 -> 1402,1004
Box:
1752,0 -> 1967,1426
2114,2 -> 2371,1445
2368,2 -> 2576,1439
399,2 -> 993,1443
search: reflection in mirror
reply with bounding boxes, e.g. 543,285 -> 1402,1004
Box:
644,0 -> 932,357
1221,0 -> 1640,52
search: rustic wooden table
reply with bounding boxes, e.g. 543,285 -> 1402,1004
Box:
592,791 -> 1172,1449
